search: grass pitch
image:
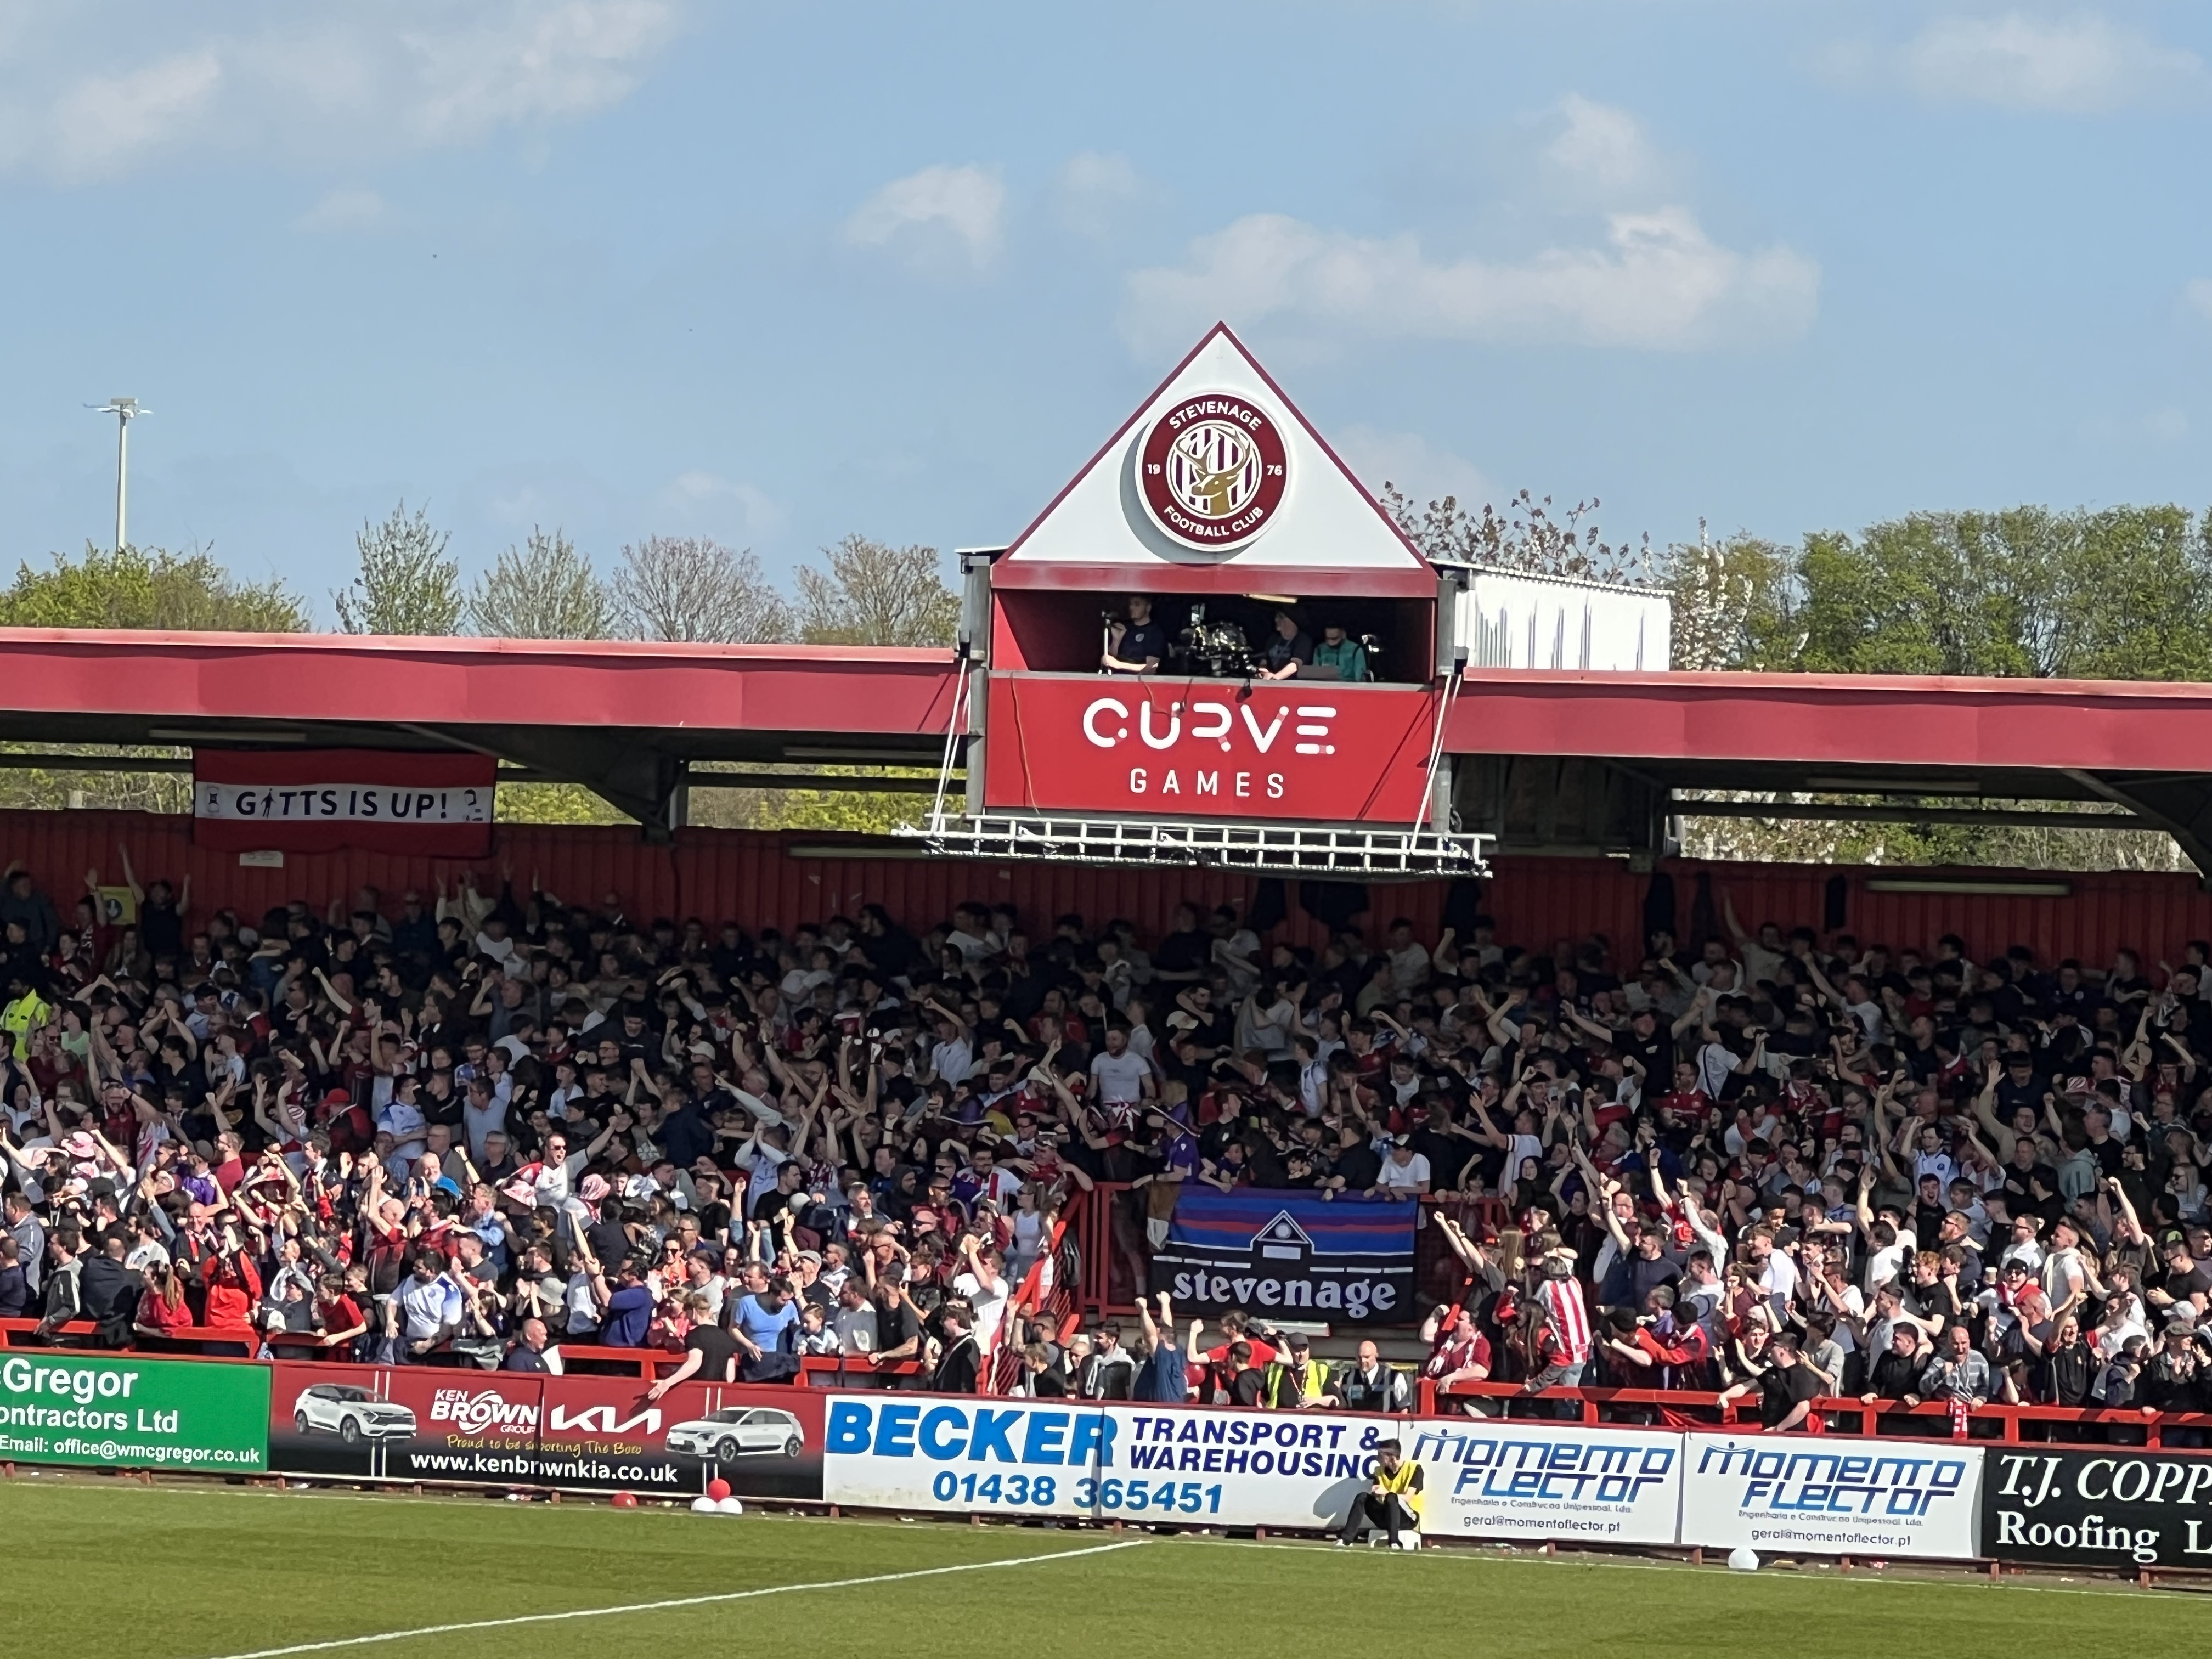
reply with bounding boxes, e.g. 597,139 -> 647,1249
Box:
6,1477 -> 2211,1658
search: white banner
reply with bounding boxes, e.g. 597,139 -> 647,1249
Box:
822,1396 -> 1107,1520
1409,1418 -> 1683,1546
1105,1403 -> 1401,1530
194,783 -> 492,825
819,1395 -> 1407,1531
1678,1434 -> 1984,1561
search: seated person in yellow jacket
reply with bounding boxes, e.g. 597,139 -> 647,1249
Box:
1338,1438 -> 1423,1550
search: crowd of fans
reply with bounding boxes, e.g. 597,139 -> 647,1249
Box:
3,849 -> 2210,1436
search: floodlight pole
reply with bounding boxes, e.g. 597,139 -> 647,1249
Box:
89,397 -> 146,551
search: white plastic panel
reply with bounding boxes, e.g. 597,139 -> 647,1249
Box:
1456,571 -> 1672,672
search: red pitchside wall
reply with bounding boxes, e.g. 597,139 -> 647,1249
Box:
18,808 -> 2212,969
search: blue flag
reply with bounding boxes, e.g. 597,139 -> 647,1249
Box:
1147,1190 -> 1417,1325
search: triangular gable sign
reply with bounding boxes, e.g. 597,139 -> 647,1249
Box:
994,323 -> 1435,598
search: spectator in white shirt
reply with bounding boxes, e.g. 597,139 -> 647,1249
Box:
1370,1137 -> 1432,1199
1384,918 -> 1430,999
1089,1025 -> 1153,1108
831,1279 -> 878,1356
393,1252 -> 463,1359
923,997 -> 974,1085
376,1083 -> 428,1164
952,1234 -> 1011,1354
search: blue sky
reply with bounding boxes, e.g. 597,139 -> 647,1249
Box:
2,1 -> 2209,619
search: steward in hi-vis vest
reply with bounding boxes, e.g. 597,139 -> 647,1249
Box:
1337,1438 -> 1424,1551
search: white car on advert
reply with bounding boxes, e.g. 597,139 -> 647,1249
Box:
294,1383 -> 417,1444
665,1406 -> 803,1462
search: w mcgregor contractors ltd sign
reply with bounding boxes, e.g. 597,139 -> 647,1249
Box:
0,1353 -> 268,1472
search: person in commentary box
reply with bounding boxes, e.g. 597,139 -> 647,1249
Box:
1336,1437 -> 1423,1551
1101,595 -> 1168,675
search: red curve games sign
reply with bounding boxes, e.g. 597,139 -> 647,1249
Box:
983,675 -> 1437,823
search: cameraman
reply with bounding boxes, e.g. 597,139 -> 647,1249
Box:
1102,595 -> 1167,675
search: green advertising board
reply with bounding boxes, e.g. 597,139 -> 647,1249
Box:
0,1352 -> 270,1472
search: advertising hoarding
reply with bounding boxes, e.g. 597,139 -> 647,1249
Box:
1679,1434 -> 1983,1561
0,1352 -> 268,1473
267,1364 -> 823,1499
1981,1447 -> 2212,1570
1409,1418 -> 1683,1546
1103,1403 -> 1397,1529
820,1395 -> 1403,1529
821,1396 -> 1111,1520
983,676 -> 1436,823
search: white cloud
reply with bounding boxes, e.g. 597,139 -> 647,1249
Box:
47,50 -> 222,178
2184,278 -> 2212,321
663,471 -> 785,534
1543,94 -> 1659,195
1331,426 -> 1492,512
1122,206 -> 1819,354
296,187 -> 389,232
1893,12 -> 2207,112
1054,149 -> 1145,238
0,2 -> 681,182
842,163 -> 1005,272
2143,407 -> 2189,443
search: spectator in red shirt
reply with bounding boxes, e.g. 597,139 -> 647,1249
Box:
1191,1310 -> 1278,1399
1421,1301 -> 1493,1406
132,1260 -> 196,1350
195,1226 -> 262,1356
313,1274 -> 368,1359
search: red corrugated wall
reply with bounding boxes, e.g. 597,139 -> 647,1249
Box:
25,808 -> 2210,968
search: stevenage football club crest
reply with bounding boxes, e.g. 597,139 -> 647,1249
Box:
1137,392 -> 1289,552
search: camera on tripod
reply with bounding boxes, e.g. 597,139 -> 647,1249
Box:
1175,603 -> 1257,677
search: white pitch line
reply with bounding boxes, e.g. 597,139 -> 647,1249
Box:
199,1538 -> 1150,1659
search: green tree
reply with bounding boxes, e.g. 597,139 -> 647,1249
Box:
794,535 -> 960,646
336,501 -> 464,635
494,782 -> 629,824
468,528 -> 617,640
1786,506 -> 2212,681
0,543 -> 307,631
755,789 -> 922,833
2034,505 -> 2212,681
690,778 -> 923,836
1792,514 -> 2036,676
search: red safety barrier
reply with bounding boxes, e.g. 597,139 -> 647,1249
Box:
1423,1375 -> 2212,1446
1074,1182 -> 1134,1319
798,1353 -> 925,1385
0,1316 -> 342,1356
